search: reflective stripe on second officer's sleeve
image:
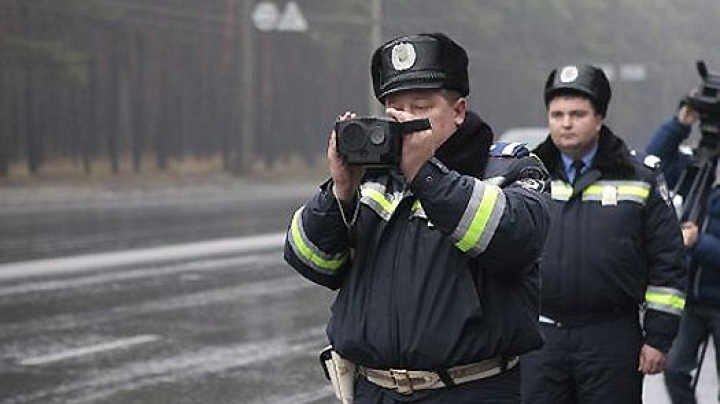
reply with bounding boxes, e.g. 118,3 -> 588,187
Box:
452,179 -> 506,257
645,286 -> 686,316
287,207 -> 349,275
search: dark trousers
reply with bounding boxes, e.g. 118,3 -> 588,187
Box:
664,303 -> 720,404
353,365 -> 521,403
520,314 -> 643,404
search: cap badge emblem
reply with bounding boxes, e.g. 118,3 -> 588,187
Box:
559,66 -> 579,83
391,43 -> 416,71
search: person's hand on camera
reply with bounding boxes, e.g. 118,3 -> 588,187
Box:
329,111 -> 364,202
678,89 -> 700,127
385,107 -> 436,182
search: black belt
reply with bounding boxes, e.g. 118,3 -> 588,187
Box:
541,309 -> 637,328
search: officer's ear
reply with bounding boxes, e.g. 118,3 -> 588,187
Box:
452,96 -> 467,127
592,107 -> 603,132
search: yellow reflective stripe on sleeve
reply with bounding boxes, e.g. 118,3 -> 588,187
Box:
646,286 -> 686,316
453,180 -> 506,256
288,207 -> 348,274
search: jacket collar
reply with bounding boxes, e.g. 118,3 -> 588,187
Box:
434,110 -> 493,179
532,125 -> 635,180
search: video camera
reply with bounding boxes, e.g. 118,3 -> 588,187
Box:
685,61 -> 720,158
335,117 -> 431,167
686,61 -> 720,122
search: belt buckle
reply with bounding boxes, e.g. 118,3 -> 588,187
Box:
389,369 -> 415,395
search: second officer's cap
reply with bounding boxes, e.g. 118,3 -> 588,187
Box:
544,64 -> 612,117
371,33 -> 469,102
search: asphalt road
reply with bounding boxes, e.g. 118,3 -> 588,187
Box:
0,180 -> 339,404
0,180 -> 717,403
0,234 -> 337,404
0,180 -> 317,263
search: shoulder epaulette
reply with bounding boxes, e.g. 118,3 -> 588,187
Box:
489,141 -> 530,158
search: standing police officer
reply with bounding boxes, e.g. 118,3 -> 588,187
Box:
521,64 -> 687,403
284,32 -> 550,403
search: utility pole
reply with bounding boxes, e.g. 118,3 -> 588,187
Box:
237,0 -> 256,176
369,0 -> 382,115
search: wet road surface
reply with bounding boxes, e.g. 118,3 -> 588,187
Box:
0,181 -> 316,263
0,180 -> 716,403
0,234 -> 337,404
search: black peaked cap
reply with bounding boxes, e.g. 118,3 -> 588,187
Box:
371,32 -> 469,102
544,64 -> 611,116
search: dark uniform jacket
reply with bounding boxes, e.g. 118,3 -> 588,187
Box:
532,126 -> 686,353
646,117 -> 720,307
284,112 -> 550,370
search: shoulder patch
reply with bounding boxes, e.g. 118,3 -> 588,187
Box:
489,142 -> 530,158
643,154 -> 661,170
630,150 -> 661,170
517,177 -> 547,192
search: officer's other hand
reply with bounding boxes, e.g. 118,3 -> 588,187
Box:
681,222 -> 699,248
386,107 -> 436,182
329,111 -> 364,202
638,344 -> 667,375
499,156 -> 550,191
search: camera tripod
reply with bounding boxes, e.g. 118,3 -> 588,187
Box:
669,59 -> 720,391
672,126 -> 719,392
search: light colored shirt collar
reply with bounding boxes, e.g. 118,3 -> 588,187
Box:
561,144 -> 598,183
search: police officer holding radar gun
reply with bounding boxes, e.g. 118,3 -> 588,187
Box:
645,62 -> 720,404
521,65 -> 687,404
284,32 -> 551,403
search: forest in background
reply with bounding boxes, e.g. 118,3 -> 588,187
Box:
1,0 -> 719,180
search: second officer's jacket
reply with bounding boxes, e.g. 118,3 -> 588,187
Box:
533,126 -> 686,353
284,112 -> 551,370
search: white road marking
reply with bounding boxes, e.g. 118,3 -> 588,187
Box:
23,328 -> 328,403
0,232 -> 285,281
18,335 -> 161,366
0,253 -> 278,297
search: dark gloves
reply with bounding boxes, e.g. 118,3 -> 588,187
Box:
499,155 -> 550,192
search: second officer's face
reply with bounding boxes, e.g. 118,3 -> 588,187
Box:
547,95 -> 603,160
